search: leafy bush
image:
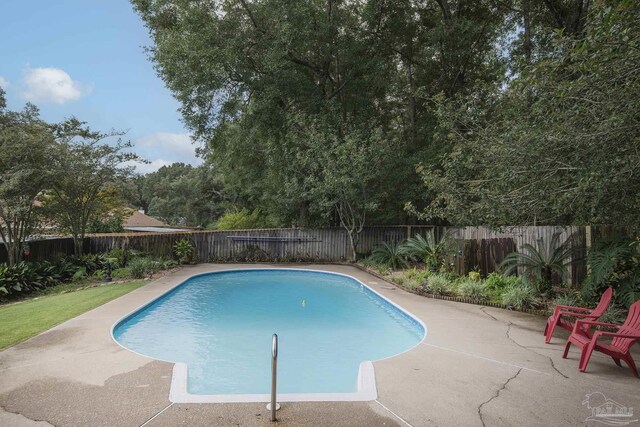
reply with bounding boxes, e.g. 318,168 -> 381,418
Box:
87,214 -> 124,233
128,257 -> 161,279
458,279 -> 488,301
468,271 -> 481,281
359,259 -> 390,274
213,208 -> 274,230
483,272 -> 521,291
111,268 -> 132,279
107,247 -> 130,268
582,238 -> 640,307
500,232 -> 579,289
72,266 -> 88,281
401,229 -> 455,271
368,242 -> 408,270
173,239 -> 195,264
37,259 -> 77,284
68,254 -> 108,276
158,258 -> 178,270
0,262 -> 46,295
552,292 -> 581,308
425,274 -> 452,295
502,284 -> 539,310
482,272 -> 521,302
387,271 -> 421,290
404,268 -> 430,283
0,252 -> 173,299
598,305 -> 626,325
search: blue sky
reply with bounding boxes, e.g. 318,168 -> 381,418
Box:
0,0 -> 201,174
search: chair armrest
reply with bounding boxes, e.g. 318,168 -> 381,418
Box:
553,305 -> 591,317
573,319 -> 620,334
594,331 -> 640,340
557,311 -> 596,319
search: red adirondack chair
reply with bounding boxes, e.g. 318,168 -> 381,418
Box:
544,287 -> 613,344
563,300 -> 640,378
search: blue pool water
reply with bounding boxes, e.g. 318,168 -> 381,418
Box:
113,269 -> 425,395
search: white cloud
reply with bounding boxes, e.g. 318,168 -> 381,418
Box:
123,159 -> 173,175
135,132 -> 199,161
22,67 -> 91,104
0,76 -> 9,89
125,132 -> 203,174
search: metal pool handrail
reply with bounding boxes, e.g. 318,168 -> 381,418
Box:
271,333 -> 278,422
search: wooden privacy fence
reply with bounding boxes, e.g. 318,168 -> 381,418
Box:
7,225 -> 596,285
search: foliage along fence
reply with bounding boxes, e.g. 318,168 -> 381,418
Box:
3,225 -> 612,285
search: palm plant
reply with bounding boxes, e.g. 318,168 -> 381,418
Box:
582,238 -> 640,307
500,232 -> 579,290
368,241 -> 408,270
401,229 -> 455,272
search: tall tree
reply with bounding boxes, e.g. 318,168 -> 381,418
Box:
414,1 -> 640,226
46,118 -> 140,255
132,0 -> 509,229
0,90 -> 56,265
138,163 -> 225,226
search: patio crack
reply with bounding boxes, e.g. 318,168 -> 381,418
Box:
506,322 -> 569,379
480,306 -> 499,321
477,368 -> 522,427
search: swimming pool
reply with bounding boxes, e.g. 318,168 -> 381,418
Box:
112,269 -> 425,402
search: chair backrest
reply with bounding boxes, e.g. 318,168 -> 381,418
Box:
592,287 -> 614,317
612,300 -> 640,353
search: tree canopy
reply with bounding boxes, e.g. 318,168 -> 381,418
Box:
0,90 -> 56,264
131,0 -> 636,231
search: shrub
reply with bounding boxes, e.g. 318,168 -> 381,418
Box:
458,279 -> 489,301
213,208 -> 274,230
0,262 -> 46,295
173,239 -> 195,264
598,305 -> 626,325
107,247 -> 130,268
37,259 -> 77,284
582,238 -> 640,307
425,274 -> 452,295
128,257 -> 161,279
483,272 -> 521,290
359,259 -> 389,274
111,268 -> 132,279
405,268 -> 430,282
401,229 -> 455,271
387,271 -> 421,290
500,232 -> 579,288
368,242 -> 408,270
68,254 -> 108,276
552,292 -> 581,308
72,266 -> 87,281
502,284 -> 539,310
468,271 -> 481,281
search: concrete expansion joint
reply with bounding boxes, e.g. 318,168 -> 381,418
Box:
139,402 -> 174,427
374,400 -> 414,427
477,368 -> 522,427
505,322 -> 569,379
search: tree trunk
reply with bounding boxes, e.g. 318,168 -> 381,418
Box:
522,0 -> 532,62
405,61 -> 417,144
347,230 -> 357,262
5,243 -> 19,266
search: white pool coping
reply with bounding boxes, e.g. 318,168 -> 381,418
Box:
169,360 -> 377,403
110,267 -> 427,404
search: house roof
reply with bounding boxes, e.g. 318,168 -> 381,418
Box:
123,211 -> 168,228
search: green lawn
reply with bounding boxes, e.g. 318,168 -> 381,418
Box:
0,281 -> 145,350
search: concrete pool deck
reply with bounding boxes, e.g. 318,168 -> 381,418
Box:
0,264 -> 638,427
